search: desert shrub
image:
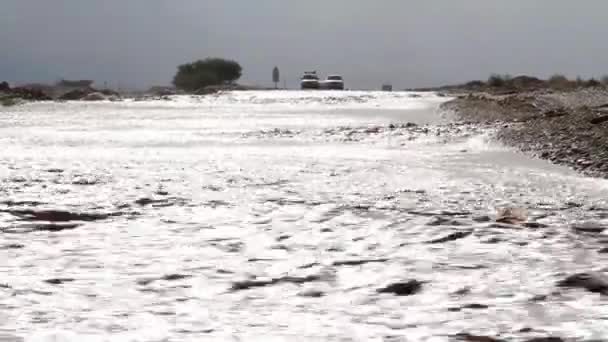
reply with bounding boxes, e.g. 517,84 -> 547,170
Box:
547,74 -> 572,89
487,74 -> 512,88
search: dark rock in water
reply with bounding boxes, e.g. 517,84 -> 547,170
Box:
598,247 -> 608,254
590,115 -> 608,125
134,197 -> 167,206
44,278 -> 75,285
1,243 -> 24,249
482,237 -> 503,244
72,177 -> 99,185
46,168 -> 64,173
298,290 -> 325,298
0,209 -> 109,222
571,222 -> 606,234
453,333 -> 505,342
473,215 -> 492,223
449,303 -> 489,311
529,294 -> 548,302
276,234 -> 290,242
137,274 -> 192,286
231,279 -> 276,291
162,274 -> 191,281
332,258 -> 388,266
231,274 -> 323,291
522,222 -> 548,228
557,272 -> 608,294
377,280 -> 424,296
451,287 -> 471,296
21,223 -> 81,232
426,230 -> 473,244
427,216 -> 465,226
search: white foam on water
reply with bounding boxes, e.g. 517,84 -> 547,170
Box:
1,90 -> 608,341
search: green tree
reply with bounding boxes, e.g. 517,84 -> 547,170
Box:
172,58 -> 242,91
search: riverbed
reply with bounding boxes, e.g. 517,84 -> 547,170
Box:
1,91 -> 608,341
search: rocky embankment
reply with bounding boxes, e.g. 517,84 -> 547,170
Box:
442,88 -> 608,178
0,81 -> 122,106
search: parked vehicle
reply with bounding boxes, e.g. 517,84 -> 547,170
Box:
382,83 -> 393,91
301,71 -> 320,89
321,75 -> 345,90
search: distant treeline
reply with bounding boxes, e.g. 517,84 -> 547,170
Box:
414,74 -> 608,92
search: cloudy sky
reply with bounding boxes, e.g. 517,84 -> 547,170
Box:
1,0 -> 607,89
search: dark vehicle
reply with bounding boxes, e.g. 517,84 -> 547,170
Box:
301,71 -> 320,89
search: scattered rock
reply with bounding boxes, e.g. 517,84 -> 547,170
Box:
426,230 -> 473,244
556,272 -> 608,294
377,280 -> 424,296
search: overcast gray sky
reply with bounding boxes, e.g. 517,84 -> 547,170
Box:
1,0 -> 607,90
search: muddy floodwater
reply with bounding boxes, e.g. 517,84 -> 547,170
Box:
1,91 -> 608,341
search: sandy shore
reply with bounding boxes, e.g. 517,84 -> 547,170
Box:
442,87 -> 608,178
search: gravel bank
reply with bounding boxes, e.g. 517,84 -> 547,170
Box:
442,88 -> 608,178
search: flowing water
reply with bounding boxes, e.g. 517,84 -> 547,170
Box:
1,91 -> 608,341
